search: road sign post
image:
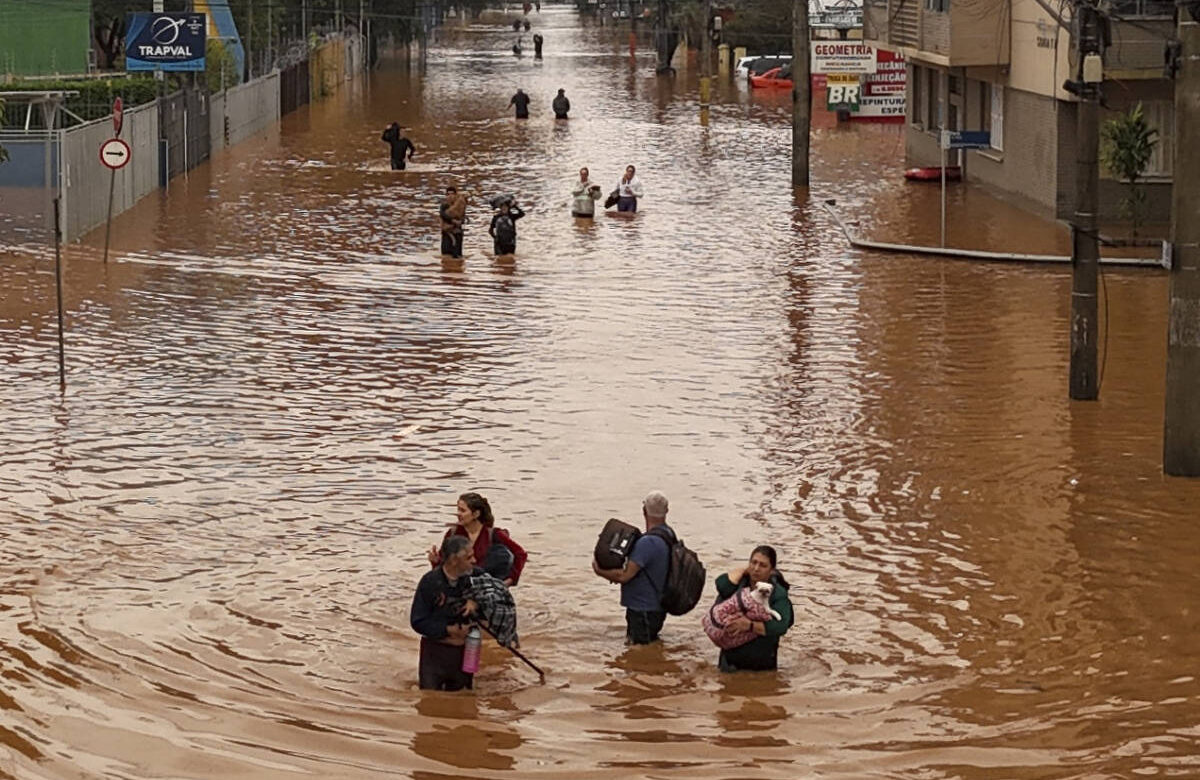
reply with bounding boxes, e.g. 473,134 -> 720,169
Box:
100,137 -> 131,264
938,129 -> 991,247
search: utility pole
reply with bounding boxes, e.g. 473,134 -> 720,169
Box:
699,0 -> 712,113
792,0 -> 810,185
1163,2 -> 1200,475
1067,0 -> 1103,400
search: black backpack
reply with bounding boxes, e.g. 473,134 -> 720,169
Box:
646,526 -> 706,616
494,213 -> 516,244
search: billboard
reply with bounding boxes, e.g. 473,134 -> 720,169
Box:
853,48 -> 906,122
810,42 -> 876,75
125,13 -> 207,71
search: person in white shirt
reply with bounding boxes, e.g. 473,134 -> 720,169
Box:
615,164 -> 644,213
571,166 -> 602,218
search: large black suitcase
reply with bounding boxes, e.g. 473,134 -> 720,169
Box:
594,518 -> 641,570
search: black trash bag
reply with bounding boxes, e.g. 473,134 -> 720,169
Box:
604,189 -> 620,209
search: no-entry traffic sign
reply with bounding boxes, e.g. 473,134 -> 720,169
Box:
99,138 -> 131,170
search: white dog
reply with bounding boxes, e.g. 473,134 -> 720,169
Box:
747,581 -> 783,622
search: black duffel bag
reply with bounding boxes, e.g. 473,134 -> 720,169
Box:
594,518 -> 641,570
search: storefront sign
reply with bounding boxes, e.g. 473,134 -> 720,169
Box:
853,48 -> 906,122
811,42 -> 877,75
826,74 -> 861,111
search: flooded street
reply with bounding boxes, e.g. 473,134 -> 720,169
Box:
3,7 -> 1200,778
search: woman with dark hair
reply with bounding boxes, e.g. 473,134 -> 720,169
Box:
712,545 -> 794,671
427,492 -> 528,586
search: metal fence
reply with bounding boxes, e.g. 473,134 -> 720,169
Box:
280,60 -> 311,116
158,89 -> 211,188
210,71 -> 280,153
2,32 -> 358,245
60,101 -> 158,242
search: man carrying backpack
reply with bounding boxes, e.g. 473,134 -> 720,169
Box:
592,491 -> 675,644
488,199 -> 525,257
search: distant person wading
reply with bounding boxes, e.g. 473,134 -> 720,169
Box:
439,185 -> 468,258
381,122 -> 415,170
552,88 -> 570,120
489,199 -> 526,256
615,164 -> 644,212
509,88 -> 532,119
571,167 -> 602,218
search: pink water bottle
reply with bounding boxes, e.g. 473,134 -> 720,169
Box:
461,626 -> 482,674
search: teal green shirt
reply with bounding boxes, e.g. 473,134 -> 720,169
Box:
714,571 -> 794,670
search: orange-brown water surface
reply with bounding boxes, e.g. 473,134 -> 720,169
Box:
2,7 -> 1199,779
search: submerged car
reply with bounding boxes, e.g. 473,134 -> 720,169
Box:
737,54 -> 793,80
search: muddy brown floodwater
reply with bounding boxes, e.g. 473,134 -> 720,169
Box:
3,7 -> 1200,780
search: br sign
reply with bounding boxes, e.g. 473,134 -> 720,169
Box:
125,13 -> 206,71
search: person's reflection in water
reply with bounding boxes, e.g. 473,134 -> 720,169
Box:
711,692 -> 792,750
411,694 -> 522,774
596,641 -> 688,720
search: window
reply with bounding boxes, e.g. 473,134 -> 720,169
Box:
980,80 -> 991,132
925,0 -> 948,11
1141,100 -> 1174,176
926,68 -> 940,129
989,83 -> 1004,150
907,64 -> 916,123
1109,0 -> 1174,16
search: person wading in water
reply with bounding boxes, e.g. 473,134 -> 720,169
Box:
380,122 -> 416,170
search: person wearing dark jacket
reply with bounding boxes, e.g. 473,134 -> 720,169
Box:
488,200 -> 526,256
411,535 -> 481,690
533,33 -> 544,59
509,88 -> 532,119
712,545 -> 794,671
552,88 -> 570,119
380,122 -> 416,170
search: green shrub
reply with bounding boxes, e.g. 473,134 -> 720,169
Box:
0,76 -> 160,123
1100,103 -> 1159,236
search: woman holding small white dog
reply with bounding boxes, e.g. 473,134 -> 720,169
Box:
712,545 -> 794,672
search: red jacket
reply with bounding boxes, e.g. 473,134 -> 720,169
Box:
436,525 -> 528,585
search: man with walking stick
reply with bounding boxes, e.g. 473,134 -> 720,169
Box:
411,536 -> 545,689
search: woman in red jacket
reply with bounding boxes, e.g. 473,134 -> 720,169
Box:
427,492 -> 527,586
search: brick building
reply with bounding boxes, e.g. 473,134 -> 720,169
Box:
864,0 -> 1175,223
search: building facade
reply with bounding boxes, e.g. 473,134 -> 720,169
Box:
864,0 -> 1174,223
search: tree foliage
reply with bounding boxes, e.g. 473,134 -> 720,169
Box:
721,0 -> 793,54
1100,102 -> 1159,236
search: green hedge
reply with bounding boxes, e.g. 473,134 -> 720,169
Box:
1,76 -> 163,122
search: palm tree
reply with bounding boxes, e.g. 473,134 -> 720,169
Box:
1100,103 -> 1159,237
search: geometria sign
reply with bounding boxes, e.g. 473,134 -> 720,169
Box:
125,13 -> 207,71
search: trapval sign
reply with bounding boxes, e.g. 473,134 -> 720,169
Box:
125,13 -> 206,71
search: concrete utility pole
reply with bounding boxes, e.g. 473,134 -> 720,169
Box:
1068,0 -> 1103,400
1163,3 -> 1200,475
699,0 -> 712,111
792,0 -> 811,185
